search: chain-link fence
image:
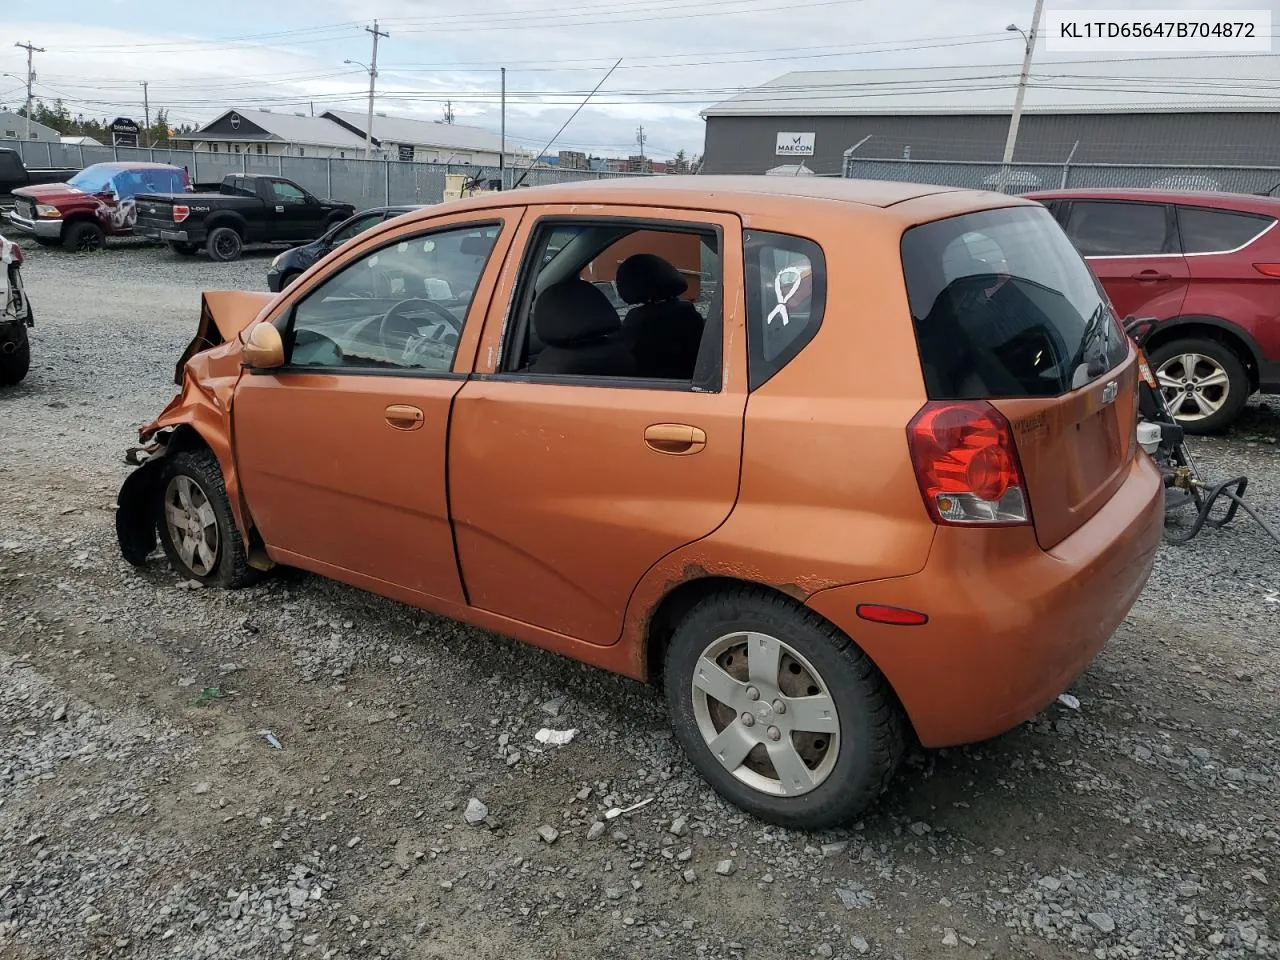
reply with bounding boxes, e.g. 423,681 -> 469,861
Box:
5,139 -> 645,208
843,155 -> 1280,197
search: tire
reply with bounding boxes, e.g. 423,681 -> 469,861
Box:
62,221 -> 104,253
168,240 -> 198,256
663,586 -> 904,829
278,270 -> 300,290
206,226 -> 243,262
0,323 -> 30,386
1147,337 -> 1250,435
155,449 -> 259,588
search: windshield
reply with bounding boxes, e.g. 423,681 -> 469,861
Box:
68,166 -> 116,194
901,205 -> 1127,400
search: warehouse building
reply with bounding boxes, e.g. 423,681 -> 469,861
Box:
699,56 -> 1280,176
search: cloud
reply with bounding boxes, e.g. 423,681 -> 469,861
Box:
4,0 -> 1274,159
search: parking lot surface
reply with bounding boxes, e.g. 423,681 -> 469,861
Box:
1,242 -> 1278,960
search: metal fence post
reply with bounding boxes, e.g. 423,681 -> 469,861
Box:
327,157 -> 333,197
46,140 -> 53,165
385,159 -> 391,205
278,154 -> 284,176
192,149 -> 198,183
241,152 -> 247,173
79,144 -> 85,168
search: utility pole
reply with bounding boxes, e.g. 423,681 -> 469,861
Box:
499,67 -> 506,189
636,124 -> 647,172
442,100 -> 455,124
997,0 -> 1045,192
362,19 -> 388,159
13,41 -> 44,142
140,80 -> 150,146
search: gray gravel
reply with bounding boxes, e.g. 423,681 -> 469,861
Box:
1,240 -> 1278,959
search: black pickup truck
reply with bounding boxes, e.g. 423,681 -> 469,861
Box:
133,173 -> 356,262
0,147 -> 79,204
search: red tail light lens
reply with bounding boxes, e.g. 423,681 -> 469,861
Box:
1252,262 -> 1280,277
172,205 -> 190,223
8,243 -> 22,265
907,400 -> 1030,526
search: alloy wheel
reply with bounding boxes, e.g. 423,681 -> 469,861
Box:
163,475 -> 220,577
1156,352 -> 1230,421
690,631 -> 840,797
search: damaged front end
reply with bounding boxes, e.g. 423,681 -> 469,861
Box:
116,289 -> 276,569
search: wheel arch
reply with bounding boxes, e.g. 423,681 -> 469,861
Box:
1145,316 -> 1264,390
205,212 -> 248,237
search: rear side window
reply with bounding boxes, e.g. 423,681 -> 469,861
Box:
1064,200 -> 1172,257
744,231 -> 826,390
902,205 -> 1127,400
1177,206 -> 1274,253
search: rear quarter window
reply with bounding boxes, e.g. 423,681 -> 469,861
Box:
902,205 -> 1128,400
1064,200 -> 1173,257
1177,206 -> 1275,253
744,231 -> 827,390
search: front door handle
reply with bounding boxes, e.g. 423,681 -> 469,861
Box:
1131,269 -> 1172,281
644,423 -> 706,455
385,404 -> 424,431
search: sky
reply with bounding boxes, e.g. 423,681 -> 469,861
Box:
2,0 -> 1278,160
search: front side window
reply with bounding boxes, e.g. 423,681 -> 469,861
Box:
1064,200 -> 1172,257
272,181 -> 308,204
500,218 -> 721,386
286,221 -> 503,372
744,231 -> 826,390
1177,205 -> 1274,254
903,205 -> 1128,400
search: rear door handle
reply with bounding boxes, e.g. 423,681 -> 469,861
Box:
644,423 -> 706,455
385,404 -> 424,431
1131,269 -> 1172,281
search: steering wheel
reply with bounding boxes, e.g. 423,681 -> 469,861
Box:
377,298 -> 463,360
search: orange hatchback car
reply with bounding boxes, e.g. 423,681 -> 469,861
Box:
116,177 -> 1164,828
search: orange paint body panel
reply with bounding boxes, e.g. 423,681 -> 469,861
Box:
129,176 -> 1164,750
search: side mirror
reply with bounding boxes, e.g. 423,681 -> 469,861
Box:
243,322 -> 285,369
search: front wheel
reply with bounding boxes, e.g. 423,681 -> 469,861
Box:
1148,337 -> 1250,435
0,323 -> 30,386
156,449 -> 259,588
663,587 -> 904,829
206,226 -> 243,262
62,221 -> 104,253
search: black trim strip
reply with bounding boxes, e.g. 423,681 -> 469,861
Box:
246,364 -> 469,380
472,371 -> 698,392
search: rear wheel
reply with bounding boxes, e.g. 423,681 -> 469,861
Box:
156,449 -> 259,588
663,587 -> 904,829
206,226 -> 243,262
1148,337 -> 1250,434
168,240 -> 198,256
62,221 -> 104,253
0,323 -> 30,386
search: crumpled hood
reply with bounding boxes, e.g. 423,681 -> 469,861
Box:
172,290 -> 276,385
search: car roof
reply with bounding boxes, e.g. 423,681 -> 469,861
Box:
83,161 -> 184,172
1026,187 -> 1280,214
403,175 -> 1033,222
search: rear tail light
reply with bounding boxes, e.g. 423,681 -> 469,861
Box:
1252,262 -> 1280,277
1135,347 -> 1159,389
172,205 -> 190,223
907,400 -> 1030,526
8,243 -> 22,265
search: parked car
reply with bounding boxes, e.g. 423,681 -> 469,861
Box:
0,147 -> 78,201
134,173 -> 356,262
113,177 -> 1163,828
267,204 -> 429,292
1,231 -> 34,386
6,161 -> 190,252
1026,187 -> 1280,432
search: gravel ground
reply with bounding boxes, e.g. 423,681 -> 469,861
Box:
2,240 -> 1278,960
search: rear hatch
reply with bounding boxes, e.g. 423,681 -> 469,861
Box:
134,194 -> 186,235
901,204 -> 1136,550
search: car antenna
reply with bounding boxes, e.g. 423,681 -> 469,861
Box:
509,58 -> 622,191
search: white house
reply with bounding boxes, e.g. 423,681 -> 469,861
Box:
320,109 -> 528,166
178,108 -> 371,159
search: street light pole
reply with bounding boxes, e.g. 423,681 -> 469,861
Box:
997,0 -> 1045,191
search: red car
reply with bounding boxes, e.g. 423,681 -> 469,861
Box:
6,162 -> 190,253
1026,187 -> 1280,432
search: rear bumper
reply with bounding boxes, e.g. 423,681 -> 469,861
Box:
138,225 -> 193,243
4,210 -> 61,240
806,452 -> 1164,747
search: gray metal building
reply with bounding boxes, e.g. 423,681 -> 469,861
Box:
700,56 -> 1280,176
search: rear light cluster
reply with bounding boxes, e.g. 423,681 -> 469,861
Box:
907,401 -> 1030,526
1252,263 -> 1280,278
172,205 -> 190,224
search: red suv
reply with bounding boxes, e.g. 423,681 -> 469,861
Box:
1027,188 -> 1280,432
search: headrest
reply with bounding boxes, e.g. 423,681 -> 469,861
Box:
616,253 -> 689,305
533,278 -> 622,346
